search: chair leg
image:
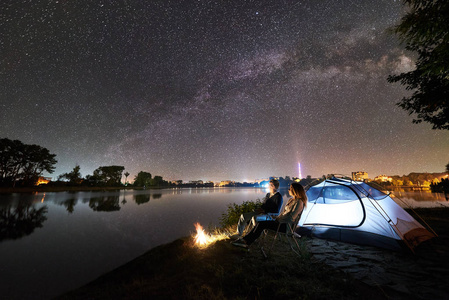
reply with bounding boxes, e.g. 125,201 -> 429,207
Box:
286,235 -> 300,255
259,224 -> 302,258
259,229 -> 279,258
266,224 -> 282,257
286,228 -> 301,256
260,229 -> 269,258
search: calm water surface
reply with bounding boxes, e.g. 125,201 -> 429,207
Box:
0,187 -> 447,299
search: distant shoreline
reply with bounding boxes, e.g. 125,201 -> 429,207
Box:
0,186 -> 152,194
0,185 -> 261,194
0,184 -> 441,194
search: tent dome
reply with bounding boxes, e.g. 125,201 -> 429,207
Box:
297,178 -> 435,251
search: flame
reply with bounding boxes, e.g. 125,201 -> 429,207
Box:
193,222 -> 228,248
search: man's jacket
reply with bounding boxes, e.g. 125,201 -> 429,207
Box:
261,192 -> 283,214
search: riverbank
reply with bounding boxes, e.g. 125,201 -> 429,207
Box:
57,208 -> 449,300
57,237 -> 384,300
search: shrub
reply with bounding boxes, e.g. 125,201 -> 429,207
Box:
219,199 -> 261,228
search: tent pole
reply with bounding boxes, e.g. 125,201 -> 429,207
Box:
352,180 -> 417,253
388,194 -> 438,237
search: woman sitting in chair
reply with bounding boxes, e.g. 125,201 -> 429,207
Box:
232,182 -> 307,248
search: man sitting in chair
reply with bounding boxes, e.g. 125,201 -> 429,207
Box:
232,182 -> 307,248
231,179 -> 283,238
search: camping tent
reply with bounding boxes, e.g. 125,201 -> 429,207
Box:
297,177 -> 435,251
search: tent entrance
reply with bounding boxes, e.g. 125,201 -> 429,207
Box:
304,183 -> 366,228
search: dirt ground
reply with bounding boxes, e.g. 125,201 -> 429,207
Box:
305,215 -> 449,300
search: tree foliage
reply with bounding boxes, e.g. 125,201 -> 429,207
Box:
388,0 -> 449,130
91,166 -> 125,186
124,171 -> 130,184
133,171 -> 152,187
58,165 -> 83,184
0,138 -> 57,186
384,172 -> 446,187
150,175 -> 164,187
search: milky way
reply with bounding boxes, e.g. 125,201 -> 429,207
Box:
1,0 -> 448,182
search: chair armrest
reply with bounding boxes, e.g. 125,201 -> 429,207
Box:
255,213 -> 277,221
266,213 -> 279,220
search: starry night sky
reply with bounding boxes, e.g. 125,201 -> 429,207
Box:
1,0 -> 448,182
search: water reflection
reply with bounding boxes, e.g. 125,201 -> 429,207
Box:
389,189 -> 449,208
134,194 -> 150,205
89,196 -> 121,212
60,198 -> 78,213
0,200 -> 48,242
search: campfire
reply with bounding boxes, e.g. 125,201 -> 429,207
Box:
193,222 -> 228,248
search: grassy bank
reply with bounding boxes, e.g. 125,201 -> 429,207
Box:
57,207 -> 449,300
58,236 -> 387,300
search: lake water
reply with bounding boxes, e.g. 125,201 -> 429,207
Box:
0,187 -> 448,299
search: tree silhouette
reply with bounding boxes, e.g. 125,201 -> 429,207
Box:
388,0 -> 449,130
134,171 -> 152,187
124,171 -> 130,185
58,165 -> 83,185
0,138 -> 57,186
91,166 -> 125,186
150,175 -> 164,187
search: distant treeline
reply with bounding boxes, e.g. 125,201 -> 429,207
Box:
373,172 -> 447,187
58,165 -> 128,187
55,167 -> 170,188
0,137 -> 170,188
2,137 -> 448,191
0,138 -> 320,189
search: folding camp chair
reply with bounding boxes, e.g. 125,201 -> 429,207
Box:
259,212 -> 303,258
250,197 -> 284,228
